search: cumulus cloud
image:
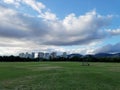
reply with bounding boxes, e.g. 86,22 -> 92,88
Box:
3,0 -> 20,7
2,0 -> 45,10
0,5 -> 112,46
107,29 -> 120,35
0,5 -> 51,38
0,6 -> 28,38
23,0 -> 45,14
0,0 -> 119,55
43,11 -> 111,45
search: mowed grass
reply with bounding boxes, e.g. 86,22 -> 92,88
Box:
0,62 -> 120,90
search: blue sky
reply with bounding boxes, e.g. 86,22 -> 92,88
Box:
39,0 -> 120,16
0,0 -> 120,55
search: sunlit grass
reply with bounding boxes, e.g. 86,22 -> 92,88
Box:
0,62 -> 120,90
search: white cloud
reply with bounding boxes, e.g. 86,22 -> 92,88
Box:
42,10 -> 111,45
3,0 -> 14,3
107,29 -> 120,35
2,0 -> 46,12
23,0 -> 45,14
3,0 -> 20,7
0,1 -> 119,55
40,11 -> 58,21
2,0 -> 58,21
0,6 -> 112,52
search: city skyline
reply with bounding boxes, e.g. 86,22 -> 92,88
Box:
19,51 -> 67,59
0,0 -> 120,55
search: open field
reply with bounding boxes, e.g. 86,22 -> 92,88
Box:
0,62 -> 120,90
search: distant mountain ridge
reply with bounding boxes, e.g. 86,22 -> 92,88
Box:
94,53 -> 120,57
67,53 -> 120,58
67,54 -> 82,58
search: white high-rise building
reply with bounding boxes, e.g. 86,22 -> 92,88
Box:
19,52 -> 35,59
25,52 -> 30,58
31,52 -> 35,59
44,53 -> 50,59
38,52 -> 44,58
19,53 -> 25,58
62,52 -> 67,58
50,52 -> 57,59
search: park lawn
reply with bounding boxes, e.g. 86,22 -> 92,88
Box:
0,62 -> 120,90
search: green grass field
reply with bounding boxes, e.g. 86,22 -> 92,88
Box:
0,62 -> 120,90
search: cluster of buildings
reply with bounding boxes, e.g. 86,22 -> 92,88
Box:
19,52 -> 67,59
19,52 -> 35,59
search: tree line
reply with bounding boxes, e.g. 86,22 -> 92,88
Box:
0,55 -> 120,62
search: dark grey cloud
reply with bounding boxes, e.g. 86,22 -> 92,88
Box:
0,5 -> 113,47
95,42 -> 120,54
0,25 -> 28,38
43,33 -> 105,46
0,5 -> 50,39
